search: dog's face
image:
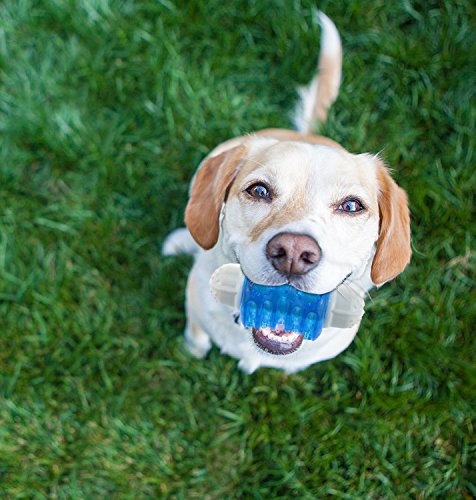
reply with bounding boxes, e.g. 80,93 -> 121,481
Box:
185,137 -> 411,292
222,139 -> 380,294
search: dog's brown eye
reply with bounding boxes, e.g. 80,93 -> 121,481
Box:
338,198 -> 365,213
245,183 -> 272,201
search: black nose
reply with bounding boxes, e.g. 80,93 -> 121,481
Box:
266,232 -> 321,276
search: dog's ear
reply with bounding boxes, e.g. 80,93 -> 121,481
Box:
185,145 -> 247,250
371,163 -> 411,285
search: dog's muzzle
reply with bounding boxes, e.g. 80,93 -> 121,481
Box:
210,264 -> 365,356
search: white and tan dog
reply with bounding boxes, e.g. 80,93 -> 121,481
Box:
163,13 -> 411,373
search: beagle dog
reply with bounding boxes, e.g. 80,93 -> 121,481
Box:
163,13 -> 411,373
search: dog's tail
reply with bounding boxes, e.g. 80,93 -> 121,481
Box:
293,11 -> 342,134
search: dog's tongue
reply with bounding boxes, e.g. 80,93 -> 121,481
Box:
275,324 -> 285,334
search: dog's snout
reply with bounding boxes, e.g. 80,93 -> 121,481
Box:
266,232 -> 321,276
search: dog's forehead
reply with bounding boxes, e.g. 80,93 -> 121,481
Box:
238,141 -> 377,191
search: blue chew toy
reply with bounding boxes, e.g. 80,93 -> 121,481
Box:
209,264 -> 365,341
240,277 -> 330,341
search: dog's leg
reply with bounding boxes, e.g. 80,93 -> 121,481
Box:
162,227 -> 199,256
184,320 -> 211,358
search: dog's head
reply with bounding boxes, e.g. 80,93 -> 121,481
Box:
186,137 -> 411,295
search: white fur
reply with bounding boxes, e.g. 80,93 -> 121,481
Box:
317,11 -> 342,58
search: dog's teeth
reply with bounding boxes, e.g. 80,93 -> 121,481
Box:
258,327 -> 298,344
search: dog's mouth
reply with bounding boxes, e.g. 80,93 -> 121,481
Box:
252,326 -> 304,355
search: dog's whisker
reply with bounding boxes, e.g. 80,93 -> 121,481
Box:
335,288 -> 346,300
348,281 -> 373,303
242,155 -> 268,169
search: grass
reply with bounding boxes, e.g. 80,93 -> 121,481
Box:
0,0 -> 474,497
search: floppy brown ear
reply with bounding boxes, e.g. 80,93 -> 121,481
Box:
185,145 -> 247,250
371,163 -> 412,285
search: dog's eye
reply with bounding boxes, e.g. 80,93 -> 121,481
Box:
338,198 -> 365,213
245,183 -> 272,201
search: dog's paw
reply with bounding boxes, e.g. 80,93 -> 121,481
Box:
184,338 -> 211,359
184,324 -> 211,359
238,358 -> 260,374
162,228 -> 199,256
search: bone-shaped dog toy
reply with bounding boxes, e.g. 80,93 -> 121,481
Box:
210,264 -> 366,341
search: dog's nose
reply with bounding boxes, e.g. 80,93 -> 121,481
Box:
266,232 -> 321,276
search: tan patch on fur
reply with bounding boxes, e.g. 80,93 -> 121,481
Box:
255,129 -> 343,149
248,186 -> 309,243
208,137 -> 247,157
371,163 -> 411,285
207,129 -> 344,161
314,53 -> 342,123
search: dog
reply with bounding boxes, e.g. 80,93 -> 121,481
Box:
163,12 -> 411,373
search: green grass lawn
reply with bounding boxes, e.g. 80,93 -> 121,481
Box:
0,0 -> 474,497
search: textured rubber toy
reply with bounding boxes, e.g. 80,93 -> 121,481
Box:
240,277 -> 331,341
209,264 -> 365,339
